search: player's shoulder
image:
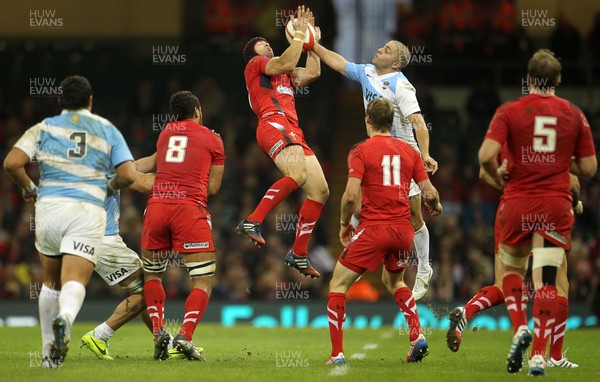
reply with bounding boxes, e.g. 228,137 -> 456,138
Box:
349,139 -> 368,153
246,55 -> 269,69
393,72 -> 415,92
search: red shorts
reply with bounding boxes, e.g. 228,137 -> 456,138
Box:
498,196 -> 574,250
339,224 -> 414,274
256,115 -> 314,159
142,203 -> 215,253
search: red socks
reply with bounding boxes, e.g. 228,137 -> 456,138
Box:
531,285 -> 558,357
248,176 -> 299,224
464,285 -> 504,321
327,292 -> 346,356
144,279 -> 165,335
179,288 -> 210,341
502,274 -> 528,333
292,199 -> 324,257
394,287 -> 422,342
549,295 -> 568,360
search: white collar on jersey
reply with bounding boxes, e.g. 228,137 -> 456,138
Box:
61,108 -> 92,115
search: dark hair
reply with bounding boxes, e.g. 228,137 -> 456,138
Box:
58,75 -> 92,110
366,98 -> 394,132
243,37 -> 267,63
169,91 -> 200,121
528,49 -> 562,90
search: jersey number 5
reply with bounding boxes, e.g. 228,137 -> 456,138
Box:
165,136 -> 188,163
381,154 -> 401,186
533,116 -> 557,152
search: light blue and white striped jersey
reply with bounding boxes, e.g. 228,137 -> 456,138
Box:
104,192 -> 120,236
346,62 -> 421,148
14,109 -> 133,208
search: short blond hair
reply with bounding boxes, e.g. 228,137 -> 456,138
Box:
528,49 -> 561,89
391,40 -> 411,70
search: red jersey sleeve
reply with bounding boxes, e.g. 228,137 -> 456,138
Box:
211,133 -> 225,165
573,107 -> 596,158
348,145 -> 365,180
485,105 -> 509,145
248,55 -> 270,75
412,149 -> 428,184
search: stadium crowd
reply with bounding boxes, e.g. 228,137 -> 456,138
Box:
1,0 -> 600,321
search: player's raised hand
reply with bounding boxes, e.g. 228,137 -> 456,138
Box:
291,6 -> 309,36
308,10 -> 321,43
339,223 -> 355,247
423,156 -> 438,174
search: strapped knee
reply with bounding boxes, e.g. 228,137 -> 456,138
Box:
186,260 -> 216,277
499,247 -> 529,269
142,256 -> 168,273
531,247 -> 564,269
122,277 -> 144,294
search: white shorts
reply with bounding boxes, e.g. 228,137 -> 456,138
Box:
95,234 -> 143,286
35,199 -> 106,264
409,179 -> 421,198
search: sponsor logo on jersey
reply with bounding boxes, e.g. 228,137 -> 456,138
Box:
107,267 -> 129,282
277,85 -> 294,97
73,241 -> 95,255
268,139 -> 284,158
183,242 -> 210,249
365,88 -> 380,102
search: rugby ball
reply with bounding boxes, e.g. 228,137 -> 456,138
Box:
285,20 -> 316,51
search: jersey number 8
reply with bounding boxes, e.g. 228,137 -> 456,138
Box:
165,135 -> 188,163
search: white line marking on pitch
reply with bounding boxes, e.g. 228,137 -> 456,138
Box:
363,343 -> 378,350
349,353 -> 366,360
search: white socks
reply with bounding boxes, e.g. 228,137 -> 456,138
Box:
59,280 -> 86,327
94,322 -> 115,341
39,285 -> 60,357
414,224 -> 430,274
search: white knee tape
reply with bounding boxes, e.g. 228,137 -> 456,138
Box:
531,247 -> 564,269
142,256 -> 168,273
187,260 -> 216,277
123,277 -> 144,294
499,248 -> 529,269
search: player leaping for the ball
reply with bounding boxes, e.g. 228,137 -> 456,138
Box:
312,39 -> 437,299
236,6 -> 327,279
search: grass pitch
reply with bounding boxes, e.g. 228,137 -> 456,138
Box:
1,323 -> 599,382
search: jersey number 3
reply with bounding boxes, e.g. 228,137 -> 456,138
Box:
165,136 -> 188,163
381,154 -> 401,186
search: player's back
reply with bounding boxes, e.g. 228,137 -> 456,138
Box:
350,135 -> 425,225
33,110 -> 128,207
498,95 -> 590,198
244,55 -> 298,124
150,120 -> 224,207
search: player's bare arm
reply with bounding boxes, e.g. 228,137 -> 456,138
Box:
312,41 -> 349,76
135,152 -> 157,173
478,138 -> 503,187
339,177 -> 361,246
417,179 -> 442,216
3,147 -> 38,202
479,158 -> 508,191
290,13 -> 321,88
264,6 -> 310,76
129,171 -> 155,193
569,155 -> 597,178
208,164 -> 224,197
408,112 -> 438,174
109,160 -> 136,191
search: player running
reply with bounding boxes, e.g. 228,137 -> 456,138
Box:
3,75 -> 136,368
80,170 -> 156,360
325,98 -> 442,365
236,6 -> 327,279
141,91 -> 224,361
478,49 -> 596,376
447,150 -> 583,368
312,39 -> 437,299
